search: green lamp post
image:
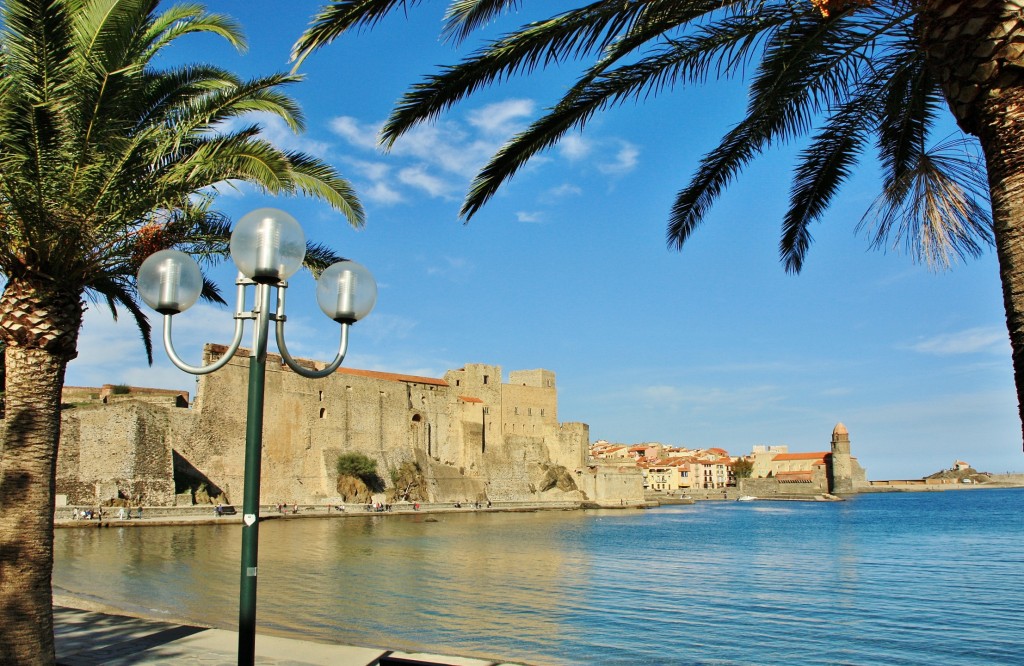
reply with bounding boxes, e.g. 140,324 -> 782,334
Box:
137,208 -> 376,665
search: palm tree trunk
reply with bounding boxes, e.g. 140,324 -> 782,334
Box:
921,1 -> 1024,446
0,279 -> 83,666
978,90 -> 1024,448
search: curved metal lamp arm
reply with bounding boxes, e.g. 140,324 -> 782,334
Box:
274,285 -> 350,378
162,279 -> 248,375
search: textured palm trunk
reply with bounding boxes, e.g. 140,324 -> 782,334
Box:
921,0 -> 1024,446
0,279 -> 83,666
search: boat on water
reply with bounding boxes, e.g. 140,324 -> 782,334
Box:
737,496 -> 757,502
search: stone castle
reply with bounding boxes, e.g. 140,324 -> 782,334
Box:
55,344 -> 643,507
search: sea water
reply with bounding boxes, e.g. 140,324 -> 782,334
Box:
53,489 -> 1024,665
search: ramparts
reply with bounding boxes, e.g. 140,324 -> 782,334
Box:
54,345 -> 644,508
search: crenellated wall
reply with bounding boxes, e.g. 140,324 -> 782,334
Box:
53,346 -> 639,507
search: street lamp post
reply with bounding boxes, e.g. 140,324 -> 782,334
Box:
136,208 -> 376,665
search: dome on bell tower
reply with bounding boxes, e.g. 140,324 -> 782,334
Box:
833,422 -> 848,436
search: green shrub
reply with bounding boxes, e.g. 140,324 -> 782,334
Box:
336,452 -> 383,490
111,384 -> 131,395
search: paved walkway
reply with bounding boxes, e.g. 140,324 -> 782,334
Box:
54,606 -> 519,666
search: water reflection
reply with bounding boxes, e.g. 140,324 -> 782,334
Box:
53,492 -> 1024,666
55,512 -> 591,663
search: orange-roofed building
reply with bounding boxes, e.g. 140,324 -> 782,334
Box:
744,424 -> 867,495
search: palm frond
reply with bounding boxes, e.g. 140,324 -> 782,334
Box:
383,0 -> 714,145
140,4 -> 246,62
443,1 -> 523,44
858,138 -> 993,270
293,0 -> 421,66
303,241 -> 347,277
460,8 -> 796,218
283,151 -> 365,227
781,95 -> 876,272
669,8 -> 891,250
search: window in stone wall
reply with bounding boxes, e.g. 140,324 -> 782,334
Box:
319,408 -> 326,419
318,390 -> 323,402
483,375 -> 488,384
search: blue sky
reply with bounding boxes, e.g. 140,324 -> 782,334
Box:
65,1 -> 1022,479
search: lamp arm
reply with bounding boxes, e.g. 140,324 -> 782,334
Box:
274,285 -> 350,378
162,279 -> 249,375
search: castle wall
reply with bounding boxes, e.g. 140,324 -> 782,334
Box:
54,347 -> 598,507
56,402 -> 177,505
576,463 -> 645,504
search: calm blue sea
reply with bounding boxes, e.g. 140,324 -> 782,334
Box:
53,489 -> 1024,665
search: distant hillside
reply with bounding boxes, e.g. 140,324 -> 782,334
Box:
925,467 -> 992,484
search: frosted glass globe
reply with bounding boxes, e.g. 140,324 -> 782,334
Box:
137,250 -> 203,314
230,208 -> 306,283
316,261 -> 377,323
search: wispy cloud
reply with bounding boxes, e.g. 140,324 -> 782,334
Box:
329,116 -> 382,151
326,99 -> 637,214
516,211 -> 543,223
224,112 -> 332,158
908,327 -> 1008,355
598,140 -> 640,175
545,183 -> 582,199
466,99 -> 534,136
558,135 -> 592,161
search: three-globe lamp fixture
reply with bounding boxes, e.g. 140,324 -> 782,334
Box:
136,208 -> 376,666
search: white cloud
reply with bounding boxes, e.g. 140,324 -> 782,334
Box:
598,141 -> 640,175
425,256 -> 472,278
216,112 -> 331,159
398,166 -> 455,198
516,211 -> 543,223
908,327 -> 1009,355
466,99 -> 535,135
325,101 -> 637,213
329,116 -> 383,151
389,122 -> 494,177
67,302 -> 236,392
544,183 -> 583,199
558,135 -> 591,161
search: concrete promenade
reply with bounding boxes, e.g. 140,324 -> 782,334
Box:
54,605 -> 523,666
52,498 -> 655,528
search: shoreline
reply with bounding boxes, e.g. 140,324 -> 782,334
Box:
53,498 -> 660,529
54,482 -> 1024,529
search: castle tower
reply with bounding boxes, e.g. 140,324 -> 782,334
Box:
829,422 -> 854,494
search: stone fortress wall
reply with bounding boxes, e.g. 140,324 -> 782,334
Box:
55,345 -> 643,507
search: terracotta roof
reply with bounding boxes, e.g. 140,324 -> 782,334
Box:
335,366 -> 448,386
458,395 -> 483,403
775,470 -> 814,483
773,452 -> 828,462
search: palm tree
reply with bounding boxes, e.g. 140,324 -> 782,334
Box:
0,1 -> 364,662
294,1 -> 1024,441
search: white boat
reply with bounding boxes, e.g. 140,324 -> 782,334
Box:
737,495 -> 757,502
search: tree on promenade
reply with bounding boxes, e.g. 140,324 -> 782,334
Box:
0,1 -> 364,663
293,1 -> 1024,442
